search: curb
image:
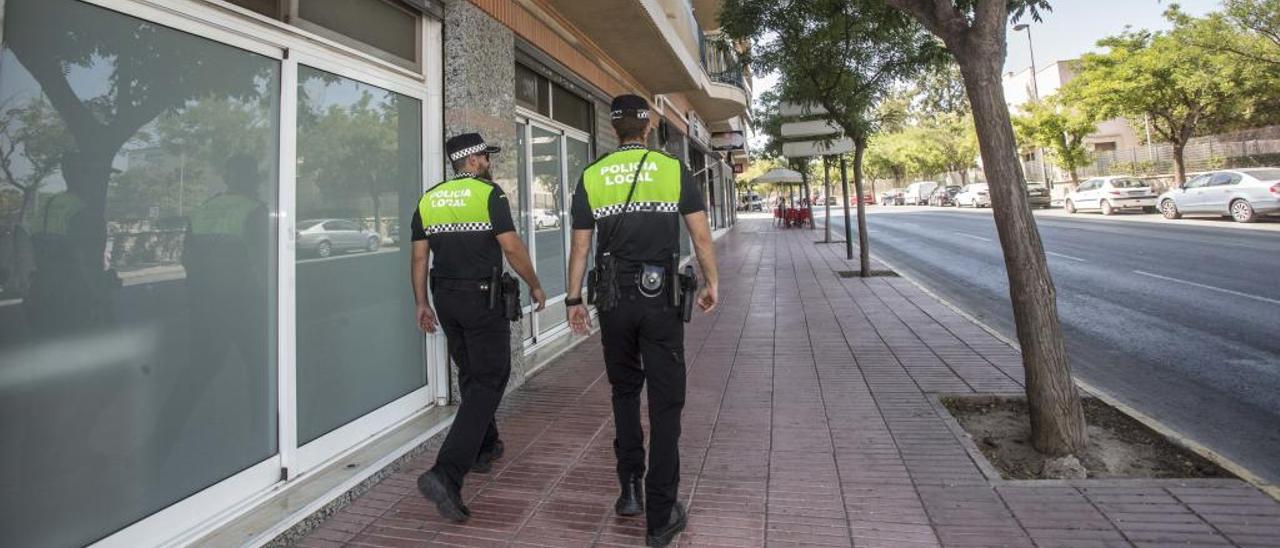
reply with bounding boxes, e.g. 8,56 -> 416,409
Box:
868,251 -> 1280,502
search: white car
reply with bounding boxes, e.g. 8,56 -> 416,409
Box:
903,181 -> 939,206
1064,176 -> 1158,215
954,183 -> 990,208
1157,168 -> 1280,223
532,208 -> 560,229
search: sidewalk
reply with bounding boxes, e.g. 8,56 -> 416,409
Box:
292,219 -> 1280,548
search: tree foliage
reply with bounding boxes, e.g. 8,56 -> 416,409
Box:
1060,16 -> 1271,183
1012,99 -> 1095,186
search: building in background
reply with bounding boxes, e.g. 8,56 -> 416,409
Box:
0,0 -> 749,546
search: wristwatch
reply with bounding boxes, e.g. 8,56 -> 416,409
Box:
565,297 -> 584,307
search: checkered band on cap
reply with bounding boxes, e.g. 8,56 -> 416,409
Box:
592,201 -> 678,220
449,143 -> 489,162
610,109 -> 650,120
426,222 -> 493,235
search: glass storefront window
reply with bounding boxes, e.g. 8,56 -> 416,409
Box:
295,65 -> 424,445
552,86 -> 591,134
0,0 -> 279,545
530,126 -> 565,336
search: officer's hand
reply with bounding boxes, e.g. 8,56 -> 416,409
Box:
697,284 -> 718,314
416,303 -> 438,333
568,304 -> 592,335
531,287 -> 547,312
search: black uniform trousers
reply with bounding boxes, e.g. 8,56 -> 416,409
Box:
430,284 -> 510,491
599,285 -> 687,532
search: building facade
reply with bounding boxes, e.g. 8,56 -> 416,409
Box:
0,0 -> 750,546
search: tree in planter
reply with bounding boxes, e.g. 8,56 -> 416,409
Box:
1012,98 -> 1095,188
722,0 -> 946,276
1061,19 -> 1269,185
883,0 -> 1088,457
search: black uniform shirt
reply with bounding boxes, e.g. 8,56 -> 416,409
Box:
411,175 -> 516,280
570,146 -> 705,265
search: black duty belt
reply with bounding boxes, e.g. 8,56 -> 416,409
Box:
432,277 -> 492,292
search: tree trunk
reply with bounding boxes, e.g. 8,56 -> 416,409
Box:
1068,166 -> 1080,187
958,48 -> 1087,456
823,156 -> 831,243
852,137 -> 870,278
1172,141 -> 1188,185
17,186 -> 37,229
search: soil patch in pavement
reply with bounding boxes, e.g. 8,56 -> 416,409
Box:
944,396 -> 1231,480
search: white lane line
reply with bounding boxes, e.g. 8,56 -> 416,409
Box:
1133,270 -> 1280,306
957,233 -> 992,242
1045,251 -> 1087,262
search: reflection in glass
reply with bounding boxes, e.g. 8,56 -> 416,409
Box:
531,128 -> 565,336
295,65 -> 424,445
0,0 -> 279,545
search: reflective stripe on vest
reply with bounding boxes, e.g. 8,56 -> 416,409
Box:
38,192 -> 85,236
190,194 -> 258,236
582,149 -> 680,220
418,177 -> 494,235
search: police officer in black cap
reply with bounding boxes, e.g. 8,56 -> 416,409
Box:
412,132 -> 546,522
565,95 -> 719,547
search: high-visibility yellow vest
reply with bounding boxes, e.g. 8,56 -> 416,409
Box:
417,177 -> 495,234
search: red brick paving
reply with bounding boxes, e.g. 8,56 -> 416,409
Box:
295,219 -> 1280,547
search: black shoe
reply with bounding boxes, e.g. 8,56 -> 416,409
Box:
472,439 -> 505,473
615,474 -> 644,516
645,502 -> 687,547
416,470 -> 469,523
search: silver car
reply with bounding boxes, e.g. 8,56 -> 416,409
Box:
954,183 -> 990,208
1065,176 -> 1158,215
296,219 -> 381,258
1157,168 -> 1280,223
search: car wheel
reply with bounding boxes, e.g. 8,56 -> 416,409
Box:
1101,200 -> 1115,216
316,241 -> 332,258
1065,200 -> 1076,214
1160,199 -> 1181,220
366,236 -> 380,252
1230,199 -> 1257,223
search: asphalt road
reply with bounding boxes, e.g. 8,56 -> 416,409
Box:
819,206 -> 1280,486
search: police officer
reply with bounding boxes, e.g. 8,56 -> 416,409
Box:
565,95 -> 719,547
412,133 -> 545,522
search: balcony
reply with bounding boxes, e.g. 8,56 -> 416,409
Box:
687,32 -> 751,123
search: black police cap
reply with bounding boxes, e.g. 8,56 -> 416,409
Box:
610,94 -> 650,120
446,133 -> 501,162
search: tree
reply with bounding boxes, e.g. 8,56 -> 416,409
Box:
884,0 -> 1087,456
723,0 -> 946,277
4,0 -> 272,249
1012,99 -> 1094,187
0,98 -> 69,229
298,92 -> 404,231
1061,20 -> 1266,184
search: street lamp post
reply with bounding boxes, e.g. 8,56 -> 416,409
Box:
1014,23 -> 1053,191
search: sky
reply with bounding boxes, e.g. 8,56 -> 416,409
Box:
751,0 -> 1222,122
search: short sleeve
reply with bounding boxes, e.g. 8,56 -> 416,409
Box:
571,176 -> 595,230
489,187 -> 516,235
410,210 -> 428,241
678,164 -> 706,215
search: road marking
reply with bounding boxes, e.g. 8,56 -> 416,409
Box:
956,233 -> 992,242
1045,251 -> 1087,262
1133,270 -> 1280,306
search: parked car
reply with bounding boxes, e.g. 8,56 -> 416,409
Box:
860,193 -> 876,205
880,189 -> 905,205
1156,168 -> 1280,223
929,185 -> 962,207
903,181 -> 939,206
954,183 -> 990,208
533,208 -> 560,229
296,219 -> 381,258
824,196 -> 840,206
1065,176 -> 1157,215
1026,182 -> 1052,209
742,192 -> 764,211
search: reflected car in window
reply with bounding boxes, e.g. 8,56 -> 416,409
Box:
296,219 -> 381,258
1157,168 -> 1280,223
532,208 -> 561,230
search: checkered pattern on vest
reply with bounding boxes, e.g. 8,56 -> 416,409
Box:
426,222 -> 493,235
591,201 -> 679,220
